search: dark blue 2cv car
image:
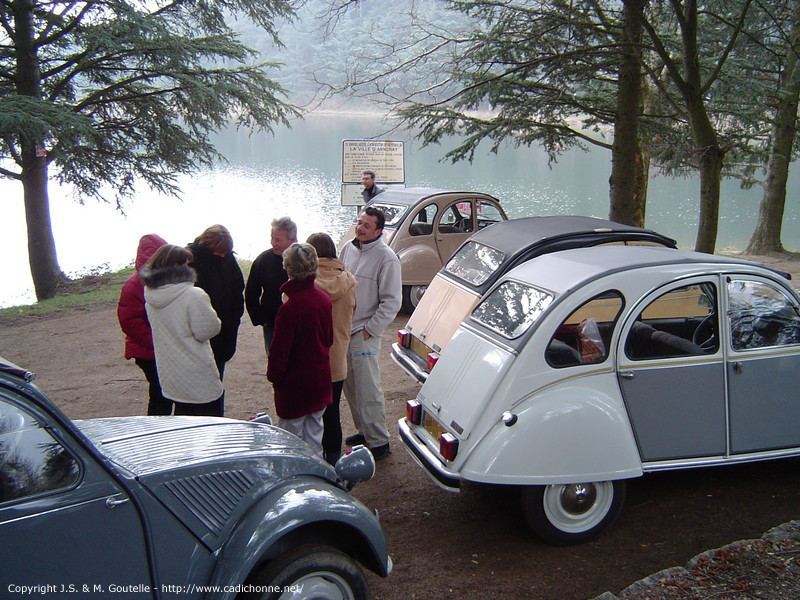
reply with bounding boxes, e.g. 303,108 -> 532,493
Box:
0,358 -> 390,599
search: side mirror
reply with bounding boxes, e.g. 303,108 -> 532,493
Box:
335,445 -> 375,486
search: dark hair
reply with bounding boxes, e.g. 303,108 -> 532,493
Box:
363,206 -> 386,230
145,244 -> 193,270
362,170 -> 376,179
306,232 -> 337,259
198,224 -> 233,255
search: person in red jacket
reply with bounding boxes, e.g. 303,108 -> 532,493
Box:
267,243 -> 333,455
117,233 -> 172,415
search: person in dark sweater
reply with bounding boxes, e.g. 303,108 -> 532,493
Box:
187,225 -> 244,383
245,217 -> 297,354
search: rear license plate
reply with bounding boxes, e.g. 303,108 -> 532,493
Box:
410,336 -> 432,362
422,412 -> 446,441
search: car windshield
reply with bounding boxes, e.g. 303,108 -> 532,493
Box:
444,242 -> 506,286
472,281 -> 553,339
369,203 -> 407,227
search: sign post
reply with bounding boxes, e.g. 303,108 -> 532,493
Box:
341,140 -> 405,207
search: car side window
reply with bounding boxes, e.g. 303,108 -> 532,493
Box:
625,282 -> 718,360
546,291 -> 624,367
0,398 -> 80,505
728,280 -> 800,351
408,204 -> 437,236
438,202 -> 474,234
476,200 -> 503,229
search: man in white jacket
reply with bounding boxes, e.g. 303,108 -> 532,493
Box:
339,207 -> 402,460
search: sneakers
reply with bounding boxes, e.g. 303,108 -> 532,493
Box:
345,433 -> 366,446
369,443 -> 391,461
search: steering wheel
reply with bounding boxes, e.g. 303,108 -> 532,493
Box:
692,313 -> 717,350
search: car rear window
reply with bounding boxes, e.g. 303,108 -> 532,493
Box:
368,203 -> 407,227
445,241 -> 505,286
472,280 -> 553,339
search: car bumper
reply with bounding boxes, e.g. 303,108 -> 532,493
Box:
391,343 -> 428,384
398,418 -> 460,491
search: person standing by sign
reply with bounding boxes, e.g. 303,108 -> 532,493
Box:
361,170 -> 384,204
340,207 -> 402,461
245,217 -> 297,354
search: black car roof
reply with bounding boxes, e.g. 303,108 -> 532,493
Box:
469,216 -> 676,254
443,215 -> 677,292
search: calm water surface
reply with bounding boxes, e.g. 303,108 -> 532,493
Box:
3,113 -> 799,307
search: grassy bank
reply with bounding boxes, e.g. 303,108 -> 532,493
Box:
1,260 -> 253,320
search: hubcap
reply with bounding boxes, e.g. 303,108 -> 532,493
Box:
560,483 -> 598,516
410,285 -> 427,307
542,481 -> 614,534
278,572 -> 354,600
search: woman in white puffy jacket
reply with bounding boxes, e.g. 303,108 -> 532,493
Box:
140,244 -> 224,416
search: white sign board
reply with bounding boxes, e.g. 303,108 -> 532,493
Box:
341,184 -> 365,207
341,139 -> 405,184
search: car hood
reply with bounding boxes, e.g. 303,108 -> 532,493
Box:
75,416 -> 337,547
74,416 -> 320,476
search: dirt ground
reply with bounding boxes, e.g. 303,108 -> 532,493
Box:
2,252 -> 800,600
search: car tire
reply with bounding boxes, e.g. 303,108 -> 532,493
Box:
401,285 -> 427,314
249,544 -> 370,600
520,480 -> 626,546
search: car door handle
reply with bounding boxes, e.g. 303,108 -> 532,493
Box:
732,361 -> 743,374
619,371 -> 635,380
105,494 -> 130,509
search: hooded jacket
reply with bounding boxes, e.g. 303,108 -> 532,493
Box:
141,264 -> 223,404
267,277 -> 333,420
314,258 -> 357,382
117,234 -> 168,360
187,240 -> 245,364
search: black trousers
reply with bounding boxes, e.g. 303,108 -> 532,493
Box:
322,380 -> 344,455
135,358 -> 173,416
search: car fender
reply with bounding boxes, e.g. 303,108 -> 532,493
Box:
396,245 -> 441,286
207,477 -> 390,599
459,374 -> 643,485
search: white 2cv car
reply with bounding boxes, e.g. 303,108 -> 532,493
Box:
398,245 -> 800,545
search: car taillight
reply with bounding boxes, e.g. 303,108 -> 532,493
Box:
426,352 -> 439,371
397,329 -> 411,348
406,399 -> 422,425
439,432 -> 459,461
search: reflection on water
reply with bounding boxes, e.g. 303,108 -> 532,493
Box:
3,113 -> 799,307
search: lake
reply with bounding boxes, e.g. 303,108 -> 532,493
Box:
3,112 -> 799,308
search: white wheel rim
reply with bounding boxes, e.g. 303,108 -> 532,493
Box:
542,482 -> 614,534
277,571 -> 355,600
410,285 -> 427,307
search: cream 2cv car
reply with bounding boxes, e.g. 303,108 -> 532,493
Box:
392,216 -> 676,383
399,245 -> 800,545
341,187 -> 507,313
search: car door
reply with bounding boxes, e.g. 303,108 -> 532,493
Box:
725,276 -> 800,453
617,277 -> 726,462
435,198 -> 475,264
0,392 -> 152,594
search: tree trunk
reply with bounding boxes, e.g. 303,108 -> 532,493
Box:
609,0 -> 648,226
15,0 -> 64,299
22,151 -> 63,300
694,146 -> 723,253
747,5 -> 800,255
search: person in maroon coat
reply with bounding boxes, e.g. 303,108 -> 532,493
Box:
117,233 -> 173,415
267,243 -> 333,455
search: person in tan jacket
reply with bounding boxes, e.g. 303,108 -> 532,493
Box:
307,233 -> 357,465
